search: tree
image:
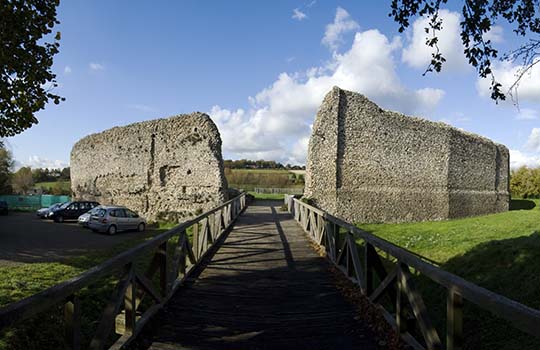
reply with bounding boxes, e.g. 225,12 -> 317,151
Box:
59,166 -> 70,180
11,166 -> 33,194
0,0 -> 64,137
32,167 -> 49,183
0,141 -> 13,194
390,0 -> 540,102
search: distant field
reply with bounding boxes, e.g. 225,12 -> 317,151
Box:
33,173 -> 304,196
229,168 -> 292,174
35,181 -> 71,192
247,192 -> 285,200
357,198 -> 540,349
225,168 -> 304,192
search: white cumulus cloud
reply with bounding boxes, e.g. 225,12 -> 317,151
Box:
18,156 -> 69,170
210,23 -> 444,165
507,128 -> 540,169
89,62 -> 105,71
484,25 -> 504,43
402,9 -> 470,72
477,59 -> 540,103
292,8 -> 307,21
510,149 -> 540,169
525,127 -> 540,152
322,7 -> 359,51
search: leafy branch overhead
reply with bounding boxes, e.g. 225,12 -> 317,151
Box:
390,0 -> 540,102
0,0 -> 64,137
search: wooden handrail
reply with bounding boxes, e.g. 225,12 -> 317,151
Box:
0,193 -> 247,349
287,196 -> 540,350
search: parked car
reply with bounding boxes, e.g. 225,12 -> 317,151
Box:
0,201 -> 8,215
78,205 -> 103,227
49,201 -> 100,223
88,206 -> 146,235
36,203 -> 64,219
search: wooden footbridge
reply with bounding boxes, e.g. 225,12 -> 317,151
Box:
1,193 -> 540,350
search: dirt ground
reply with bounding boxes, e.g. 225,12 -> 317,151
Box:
0,211 -> 155,266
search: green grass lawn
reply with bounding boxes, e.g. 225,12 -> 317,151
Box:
0,228 -> 169,349
34,180 -> 71,192
359,200 -> 540,265
357,199 -> 540,349
247,191 -> 285,200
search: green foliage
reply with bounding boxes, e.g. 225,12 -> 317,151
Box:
225,168 -> 304,190
223,159 -> 305,170
0,141 -> 13,194
31,167 -> 70,183
0,0 -> 64,137
389,0 -> 540,102
300,197 -> 314,205
510,166 -> 540,198
11,166 -> 33,194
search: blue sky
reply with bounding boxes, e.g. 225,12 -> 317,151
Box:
5,1 -> 540,169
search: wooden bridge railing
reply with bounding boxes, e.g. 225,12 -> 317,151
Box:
0,193 -> 247,350
286,196 -> 540,350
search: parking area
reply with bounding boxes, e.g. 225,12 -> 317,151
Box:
0,212 -> 156,266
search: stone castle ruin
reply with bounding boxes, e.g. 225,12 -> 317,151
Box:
71,112 -> 228,221
304,87 -> 509,223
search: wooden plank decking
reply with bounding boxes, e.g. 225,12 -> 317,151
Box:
131,200 -> 378,349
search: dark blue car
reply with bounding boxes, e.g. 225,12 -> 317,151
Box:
48,201 -> 100,223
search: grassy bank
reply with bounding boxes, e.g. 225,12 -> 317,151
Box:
0,228 -> 167,349
357,199 -> 540,349
34,181 -> 71,192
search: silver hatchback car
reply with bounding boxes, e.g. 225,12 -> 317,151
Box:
88,206 -> 146,235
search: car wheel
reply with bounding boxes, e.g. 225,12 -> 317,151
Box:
137,223 -> 145,232
55,216 -> 64,223
108,225 -> 117,235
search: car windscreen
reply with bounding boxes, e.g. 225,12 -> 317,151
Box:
59,202 -> 72,209
88,206 -> 102,215
94,209 -> 107,217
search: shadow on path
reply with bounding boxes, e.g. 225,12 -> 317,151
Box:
131,201 -> 379,350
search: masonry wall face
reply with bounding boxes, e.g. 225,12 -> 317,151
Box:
71,113 -> 228,222
304,87 -> 509,223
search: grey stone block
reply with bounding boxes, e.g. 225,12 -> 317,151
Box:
71,112 -> 228,222
304,87 -> 509,223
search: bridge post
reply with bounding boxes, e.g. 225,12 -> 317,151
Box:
364,243 -> 374,296
193,223 -> 200,260
124,263 -> 137,335
324,220 -> 337,261
158,242 -> 168,297
64,294 -> 81,350
396,263 -> 407,336
447,290 -> 463,350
